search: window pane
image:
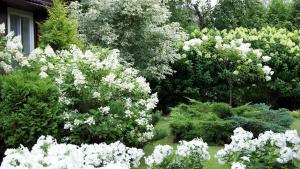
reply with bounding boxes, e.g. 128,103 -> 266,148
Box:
21,17 -> 30,55
10,14 -> 20,36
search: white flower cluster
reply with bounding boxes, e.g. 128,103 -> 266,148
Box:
183,35 -> 273,81
26,45 -> 157,144
145,138 -> 210,168
0,136 -> 144,169
145,145 -> 173,167
176,138 -> 210,160
0,23 -> 5,34
0,23 -> 29,74
216,127 -> 300,169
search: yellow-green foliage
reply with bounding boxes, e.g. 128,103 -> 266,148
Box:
39,0 -> 83,50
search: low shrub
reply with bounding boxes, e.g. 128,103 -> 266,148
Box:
0,71 -> 63,156
291,110 -> 300,118
232,103 -> 294,128
170,101 -> 293,145
228,116 -> 286,137
170,119 -> 235,144
152,128 -> 168,142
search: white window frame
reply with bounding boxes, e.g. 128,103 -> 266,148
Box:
7,7 -> 34,53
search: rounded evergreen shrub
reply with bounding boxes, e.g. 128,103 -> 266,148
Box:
0,71 -> 63,157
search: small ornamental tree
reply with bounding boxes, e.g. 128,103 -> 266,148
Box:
181,30 -> 272,105
69,0 -> 187,80
39,0 -> 83,51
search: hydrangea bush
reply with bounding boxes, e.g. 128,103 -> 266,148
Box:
182,32 -> 272,105
216,127 -> 300,169
145,138 -> 210,169
24,45 -> 158,146
0,23 -> 29,75
0,135 -> 144,169
194,27 -> 300,106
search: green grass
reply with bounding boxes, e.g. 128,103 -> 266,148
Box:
291,118 -> 300,134
139,116 -> 300,169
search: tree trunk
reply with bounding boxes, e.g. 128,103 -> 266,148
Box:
228,79 -> 233,106
193,4 -> 206,28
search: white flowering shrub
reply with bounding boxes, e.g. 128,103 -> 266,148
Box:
0,23 -> 29,75
182,32 -> 272,105
216,127 -> 300,169
0,135 -> 144,169
69,0 -> 187,80
24,45 -> 158,146
145,138 -> 210,169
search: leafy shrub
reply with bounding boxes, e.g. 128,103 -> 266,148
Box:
151,111 -> 162,126
22,45 -> 158,147
39,0 -> 83,50
152,128 -> 168,142
170,119 -> 235,145
211,102 -> 232,118
0,71 -> 63,156
291,110 -> 300,118
228,116 -> 286,137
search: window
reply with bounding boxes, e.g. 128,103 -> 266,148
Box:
7,8 -> 34,55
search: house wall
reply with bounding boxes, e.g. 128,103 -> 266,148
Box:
0,0 -> 51,47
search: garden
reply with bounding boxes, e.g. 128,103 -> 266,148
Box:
0,0 -> 300,169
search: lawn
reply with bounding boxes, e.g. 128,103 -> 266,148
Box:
139,116 -> 300,169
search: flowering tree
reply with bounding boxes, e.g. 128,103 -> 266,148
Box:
182,30 -> 272,105
145,138 -> 210,168
69,0 -> 187,80
216,127 -> 300,169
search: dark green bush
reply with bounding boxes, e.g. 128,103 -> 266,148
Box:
229,116 -> 286,137
152,128 -> 168,141
170,119 -> 235,144
231,103 -> 294,128
151,111 -> 162,126
211,102 -> 232,118
0,71 -> 63,156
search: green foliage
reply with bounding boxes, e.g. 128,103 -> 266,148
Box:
151,111 -> 162,126
39,0 -> 83,50
211,0 -> 267,30
71,0 -> 187,80
228,116 -> 286,137
266,0 -> 293,29
152,128 -> 168,142
170,101 -> 294,145
0,71 -> 63,156
290,110 -> 300,118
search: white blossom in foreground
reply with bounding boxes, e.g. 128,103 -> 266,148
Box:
145,138 -> 210,168
0,136 -> 144,169
216,127 -> 300,169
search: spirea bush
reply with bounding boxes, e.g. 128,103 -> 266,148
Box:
69,0 -> 187,80
216,127 -> 300,169
145,138 -> 210,169
0,135 -> 144,169
24,45 -> 158,146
